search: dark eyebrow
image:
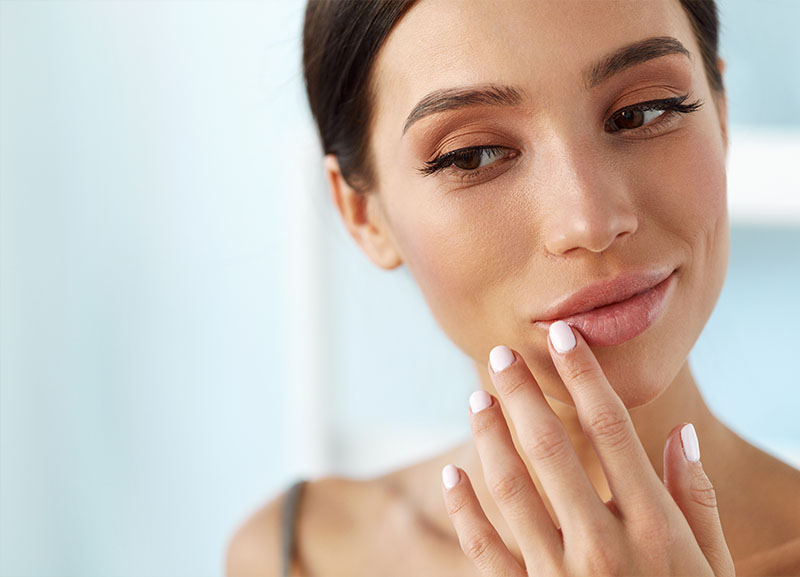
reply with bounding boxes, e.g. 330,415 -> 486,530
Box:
583,36 -> 692,90
401,84 -> 525,135
401,36 -> 692,136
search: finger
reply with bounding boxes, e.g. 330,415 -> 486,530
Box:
487,345 -> 610,536
468,388 -> 564,562
441,464 -> 527,577
547,321 -> 668,514
663,423 -> 735,576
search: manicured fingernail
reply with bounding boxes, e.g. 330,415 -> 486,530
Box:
680,423 -> 700,462
442,464 -> 460,489
469,390 -> 492,413
549,321 -> 576,353
489,345 -> 515,373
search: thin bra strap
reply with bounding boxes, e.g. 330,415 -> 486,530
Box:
281,479 -> 307,577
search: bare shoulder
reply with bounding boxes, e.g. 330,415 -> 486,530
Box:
294,475 -> 408,575
755,453 -> 800,576
751,445 -> 800,532
730,443 -> 800,576
224,483 -> 289,577
735,536 -> 800,577
224,476 -> 392,577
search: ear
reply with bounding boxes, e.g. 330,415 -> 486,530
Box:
715,57 -> 728,159
323,154 -> 403,270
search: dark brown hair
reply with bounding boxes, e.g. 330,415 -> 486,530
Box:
302,0 -> 723,194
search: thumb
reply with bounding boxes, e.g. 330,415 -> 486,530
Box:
663,422 -> 735,576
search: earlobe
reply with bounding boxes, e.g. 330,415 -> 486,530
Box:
323,154 -> 403,270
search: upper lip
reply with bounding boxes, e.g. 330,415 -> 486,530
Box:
533,267 -> 675,322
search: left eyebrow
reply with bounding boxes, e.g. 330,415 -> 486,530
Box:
583,35 -> 692,89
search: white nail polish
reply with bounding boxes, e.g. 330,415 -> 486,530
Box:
442,464 -> 460,489
549,321 -> 576,353
681,423 -> 700,462
489,345 -> 515,373
469,390 -> 492,413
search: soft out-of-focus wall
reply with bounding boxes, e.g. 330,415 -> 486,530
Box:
1,1 -> 798,577
0,1 -> 309,576
692,226 -> 800,462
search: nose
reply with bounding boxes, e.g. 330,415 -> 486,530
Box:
539,138 -> 638,256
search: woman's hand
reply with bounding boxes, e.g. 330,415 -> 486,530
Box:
440,321 -> 735,576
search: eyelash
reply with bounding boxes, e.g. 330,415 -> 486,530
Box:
416,93 -> 704,181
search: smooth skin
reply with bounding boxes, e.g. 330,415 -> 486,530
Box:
226,0 -> 800,575
442,322 -> 734,576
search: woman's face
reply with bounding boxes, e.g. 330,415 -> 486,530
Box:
359,0 -> 729,407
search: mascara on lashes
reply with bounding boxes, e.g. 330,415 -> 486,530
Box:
416,94 -> 704,178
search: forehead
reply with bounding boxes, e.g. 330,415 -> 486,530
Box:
371,0 -> 698,132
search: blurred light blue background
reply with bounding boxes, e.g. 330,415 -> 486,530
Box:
1,1 -> 799,576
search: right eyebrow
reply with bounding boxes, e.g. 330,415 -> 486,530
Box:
401,84 -> 526,136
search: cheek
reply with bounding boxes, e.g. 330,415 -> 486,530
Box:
387,190 -> 535,355
639,121 -> 730,312
636,123 -> 728,239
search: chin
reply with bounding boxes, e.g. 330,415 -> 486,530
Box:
595,347 -> 683,408
533,321 -> 692,410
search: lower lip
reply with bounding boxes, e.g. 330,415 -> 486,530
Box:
534,271 -> 677,346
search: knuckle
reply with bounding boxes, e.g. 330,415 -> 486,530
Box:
564,361 -> 604,388
496,374 -> 527,398
461,532 -> 493,565
488,470 -> 530,504
688,470 -> 719,509
582,536 -> 622,576
445,494 -> 471,517
522,422 -> 571,464
636,504 -> 672,533
585,404 -> 633,451
470,412 -> 501,437
630,507 -> 673,545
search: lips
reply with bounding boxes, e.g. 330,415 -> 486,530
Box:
533,268 -> 678,346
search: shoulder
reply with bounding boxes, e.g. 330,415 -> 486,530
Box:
224,482 -> 289,577
735,536 -> 800,577
224,476 -> 390,577
731,444 -> 800,576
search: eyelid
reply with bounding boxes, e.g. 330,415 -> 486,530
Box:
417,145 -> 518,181
611,96 -> 680,119
416,93 -> 702,182
604,94 -> 703,135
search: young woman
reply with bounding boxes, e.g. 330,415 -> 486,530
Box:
227,1 -> 800,575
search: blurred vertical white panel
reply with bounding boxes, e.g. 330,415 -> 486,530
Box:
727,128 -> 800,224
281,124 -> 333,478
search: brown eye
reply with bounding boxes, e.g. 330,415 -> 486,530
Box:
607,107 -> 665,132
418,145 -> 516,178
453,150 -> 483,170
614,109 -> 644,129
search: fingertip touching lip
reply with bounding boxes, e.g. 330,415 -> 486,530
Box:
533,267 -> 677,323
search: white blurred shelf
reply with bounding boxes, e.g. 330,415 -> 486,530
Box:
283,124 -> 333,478
728,128 -> 800,224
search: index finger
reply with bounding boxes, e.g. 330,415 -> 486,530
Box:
547,320 -> 669,515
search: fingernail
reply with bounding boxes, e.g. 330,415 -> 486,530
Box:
469,390 -> 492,413
549,321 -> 576,353
442,464 -> 460,489
680,423 -> 700,462
489,345 -> 515,373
